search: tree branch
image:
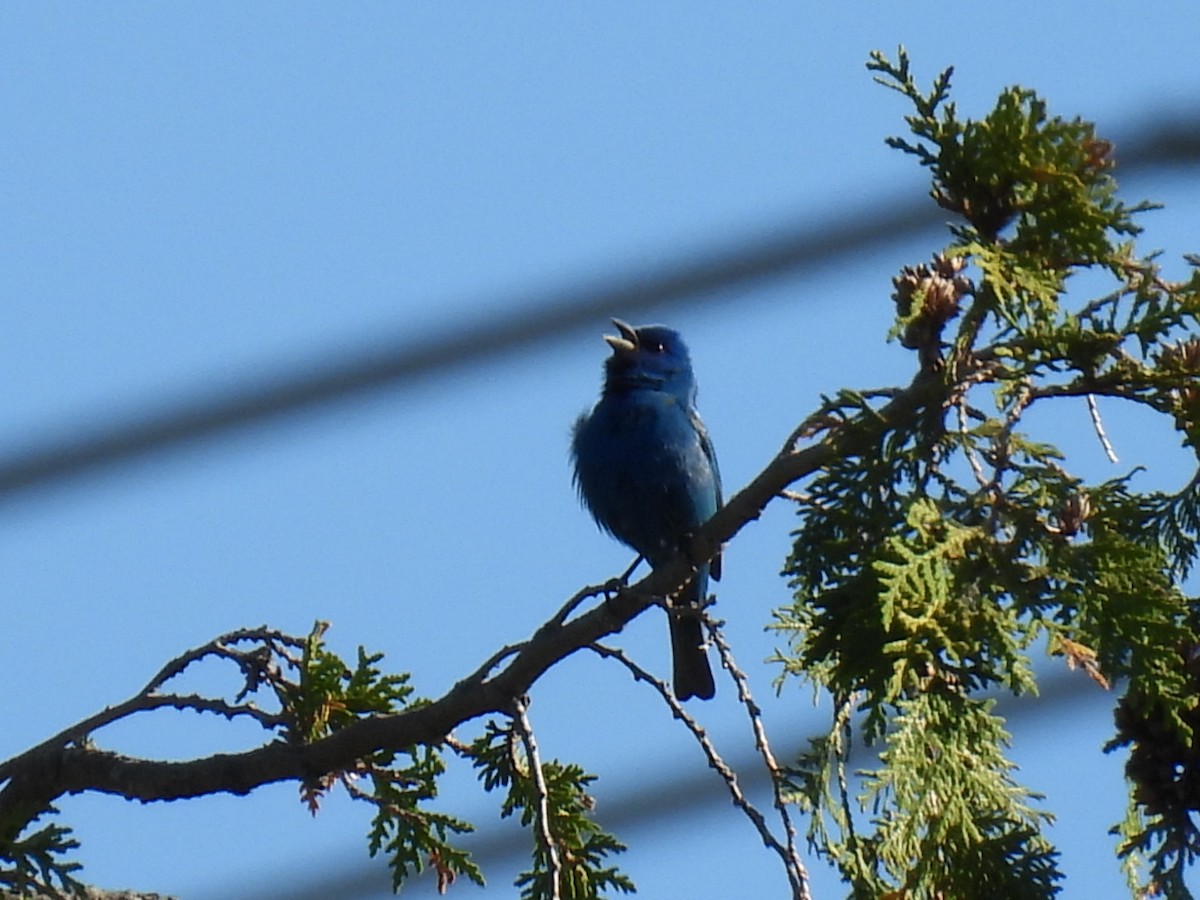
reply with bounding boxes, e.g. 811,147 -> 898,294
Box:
0,369 -> 941,837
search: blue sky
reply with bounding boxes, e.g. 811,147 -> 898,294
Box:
2,4 -> 1199,898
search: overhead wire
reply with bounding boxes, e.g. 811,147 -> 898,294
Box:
0,115 -> 1192,896
0,119 -> 1196,504
177,118 -> 1200,899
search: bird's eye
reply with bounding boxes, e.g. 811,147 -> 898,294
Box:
648,342 -> 667,353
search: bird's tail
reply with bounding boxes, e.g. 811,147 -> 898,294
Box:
669,574 -> 715,701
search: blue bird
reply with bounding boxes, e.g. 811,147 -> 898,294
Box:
572,320 -> 722,701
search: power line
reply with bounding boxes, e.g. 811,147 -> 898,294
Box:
200,120 -> 1200,898
1,119 -> 1197,504
2,198 -> 936,502
3,116 -> 1186,896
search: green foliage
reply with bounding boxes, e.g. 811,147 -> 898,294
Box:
364,744 -> 484,894
8,46 -> 1200,900
1109,640 -> 1200,900
0,806 -> 83,898
1154,473 -> 1200,580
280,620 -> 416,746
868,46 -> 1145,256
280,622 -> 484,893
775,48 -> 1200,898
861,693 -> 1060,899
471,720 -> 634,900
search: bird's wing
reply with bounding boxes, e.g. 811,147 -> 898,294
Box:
689,407 -> 723,582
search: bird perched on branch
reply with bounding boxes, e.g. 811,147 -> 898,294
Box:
571,319 -> 722,701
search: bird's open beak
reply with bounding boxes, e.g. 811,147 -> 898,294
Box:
603,318 -> 638,354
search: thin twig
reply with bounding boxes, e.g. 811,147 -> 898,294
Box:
140,625 -> 303,695
149,693 -> 284,727
338,759 -> 424,805
512,696 -> 561,900
0,643 -> 289,782
339,772 -> 378,805
467,642 -> 526,682
781,387 -> 902,454
549,581 -> 617,628
443,734 -> 475,757
1087,393 -> 1120,463
705,618 -> 812,900
831,694 -> 858,847
955,396 -> 990,489
589,642 -> 811,900
140,638 -> 242,695
1004,379 -> 1034,429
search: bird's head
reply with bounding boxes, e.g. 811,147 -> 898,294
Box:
602,319 -> 696,399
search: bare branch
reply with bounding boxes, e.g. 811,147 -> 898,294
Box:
0,369 -> 941,838
548,581 -> 615,628
705,618 -> 811,900
589,641 -> 810,900
955,396 -> 990,489
140,626 -> 304,695
511,698 -> 561,900
1086,393 -> 1120,463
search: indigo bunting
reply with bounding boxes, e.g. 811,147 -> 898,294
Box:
571,320 -> 722,701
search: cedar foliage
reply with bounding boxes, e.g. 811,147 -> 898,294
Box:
776,48 -> 1200,898
4,48 -> 1200,900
